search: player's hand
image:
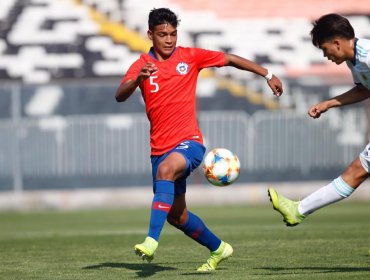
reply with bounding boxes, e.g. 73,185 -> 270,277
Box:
267,75 -> 283,97
308,102 -> 329,119
136,62 -> 158,84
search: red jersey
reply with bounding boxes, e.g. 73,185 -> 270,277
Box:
122,46 -> 225,155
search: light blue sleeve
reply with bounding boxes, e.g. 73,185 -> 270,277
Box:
346,61 -> 360,84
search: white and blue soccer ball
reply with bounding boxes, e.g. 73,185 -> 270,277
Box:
203,148 -> 240,187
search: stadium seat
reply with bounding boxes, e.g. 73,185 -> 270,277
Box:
1,0 -> 370,83
0,0 -> 369,116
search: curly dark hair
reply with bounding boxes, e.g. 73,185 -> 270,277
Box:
310,13 -> 355,47
148,8 -> 180,31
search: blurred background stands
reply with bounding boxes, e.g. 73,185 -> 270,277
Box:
0,0 -> 370,192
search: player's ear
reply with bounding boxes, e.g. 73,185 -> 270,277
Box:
147,30 -> 153,40
333,38 -> 341,50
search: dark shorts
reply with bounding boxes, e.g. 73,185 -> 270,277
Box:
151,140 -> 206,195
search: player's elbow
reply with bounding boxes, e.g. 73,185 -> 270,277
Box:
115,94 -> 123,102
115,86 -> 129,102
115,92 -> 123,102
115,94 -> 128,103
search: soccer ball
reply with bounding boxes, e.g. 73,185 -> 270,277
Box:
203,148 -> 240,187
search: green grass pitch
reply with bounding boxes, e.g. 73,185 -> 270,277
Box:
0,201 -> 369,280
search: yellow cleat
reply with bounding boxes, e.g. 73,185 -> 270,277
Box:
134,237 -> 158,262
268,188 -> 305,226
197,241 -> 233,272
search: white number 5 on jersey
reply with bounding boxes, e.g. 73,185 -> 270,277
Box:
149,76 -> 159,93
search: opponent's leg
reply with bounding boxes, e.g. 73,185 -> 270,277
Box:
298,176 -> 353,214
269,158 -> 369,226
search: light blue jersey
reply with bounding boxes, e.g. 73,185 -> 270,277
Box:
348,38 -> 370,172
346,38 -> 370,89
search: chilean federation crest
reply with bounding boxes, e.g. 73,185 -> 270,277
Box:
176,62 -> 189,75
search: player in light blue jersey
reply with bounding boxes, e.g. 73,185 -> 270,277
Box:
268,14 -> 370,228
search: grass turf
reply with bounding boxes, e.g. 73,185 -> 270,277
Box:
0,201 -> 369,280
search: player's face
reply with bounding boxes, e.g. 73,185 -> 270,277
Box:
319,39 -> 347,65
148,23 -> 177,61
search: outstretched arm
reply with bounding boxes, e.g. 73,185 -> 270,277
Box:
224,53 -> 283,96
308,84 -> 370,119
115,62 -> 158,102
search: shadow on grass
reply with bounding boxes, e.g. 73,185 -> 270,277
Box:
83,262 -> 176,277
181,267 -> 228,276
257,266 -> 370,275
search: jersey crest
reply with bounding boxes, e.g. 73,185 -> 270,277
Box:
176,62 -> 189,75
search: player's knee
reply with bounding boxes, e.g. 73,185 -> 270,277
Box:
167,213 -> 187,227
342,158 -> 370,187
346,158 -> 367,175
167,215 -> 179,226
156,163 -> 176,180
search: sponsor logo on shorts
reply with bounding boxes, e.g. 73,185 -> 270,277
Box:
176,141 -> 189,150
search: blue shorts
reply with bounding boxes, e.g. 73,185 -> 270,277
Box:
151,140 -> 206,195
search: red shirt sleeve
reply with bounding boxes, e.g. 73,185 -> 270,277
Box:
121,58 -> 145,85
189,48 -> 226,70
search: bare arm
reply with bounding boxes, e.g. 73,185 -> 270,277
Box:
308,84 -> 370,118
224,53 -> 283,96
115,62 -> 158,102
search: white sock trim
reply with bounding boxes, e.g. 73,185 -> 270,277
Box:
332,176 -> 355,198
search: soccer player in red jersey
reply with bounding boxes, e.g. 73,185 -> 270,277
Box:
115,8 -> 283,271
